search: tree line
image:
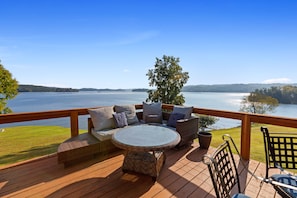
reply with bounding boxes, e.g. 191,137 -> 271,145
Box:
254,85 -> 297,104
182,83 -> 297,93
0,62 -> 18,114
239,85 -> 297,115
18,85 -> 79,92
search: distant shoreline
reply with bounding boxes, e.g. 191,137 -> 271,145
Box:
18,83 -> 297,93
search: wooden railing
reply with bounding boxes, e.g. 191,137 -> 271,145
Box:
1,104 -> 297,160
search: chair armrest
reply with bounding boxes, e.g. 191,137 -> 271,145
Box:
176,117 -> 199,140
176,116 -> 199,129
88,117 -> 94,134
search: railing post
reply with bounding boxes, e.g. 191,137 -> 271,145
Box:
241,114 -> 251,160
70,111 -> 79,137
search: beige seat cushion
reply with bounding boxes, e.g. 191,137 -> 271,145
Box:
91,122 -> 141,141
91,128 -> 122,141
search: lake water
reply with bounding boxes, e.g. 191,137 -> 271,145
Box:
2,91 -> 297,129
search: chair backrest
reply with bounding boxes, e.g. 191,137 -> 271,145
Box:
203,140 -> 241,198
260,127 -> 297,178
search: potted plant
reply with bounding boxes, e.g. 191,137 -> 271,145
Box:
198,115 -> 218,149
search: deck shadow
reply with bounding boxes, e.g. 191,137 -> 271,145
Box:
185,147 -> 208,162
0,143 -> 60,166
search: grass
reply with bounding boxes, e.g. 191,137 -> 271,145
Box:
1,124 -> 296,167
210,123 -> 297,164
0,126 -> 85,167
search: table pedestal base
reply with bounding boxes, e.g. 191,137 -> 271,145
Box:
122,151 -> 165,181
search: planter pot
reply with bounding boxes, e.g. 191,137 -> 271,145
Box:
198,131 -> 212,149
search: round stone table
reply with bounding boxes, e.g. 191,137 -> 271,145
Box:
112,125 -> 181,181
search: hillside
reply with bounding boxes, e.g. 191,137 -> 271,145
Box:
18,85 -> 79,92
182,83 -> 297,92
17,83 -> 297,93
80,83 -> 297,93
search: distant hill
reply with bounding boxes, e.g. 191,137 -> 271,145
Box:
182,83 -> 297,93
132,88 -> 149,92
80,88 -> 128,92
18,84 -> 79,92
18,83 -> 297,93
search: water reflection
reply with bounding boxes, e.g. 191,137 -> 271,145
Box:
2,92 -> 297,129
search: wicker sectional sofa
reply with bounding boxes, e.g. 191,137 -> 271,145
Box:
87,103 -> 199,154
57,103 -> 199,167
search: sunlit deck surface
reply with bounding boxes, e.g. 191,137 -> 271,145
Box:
1,142 -> 281,198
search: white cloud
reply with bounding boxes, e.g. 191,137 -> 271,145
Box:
123,69 -> 129,73
262,78 -> 292,84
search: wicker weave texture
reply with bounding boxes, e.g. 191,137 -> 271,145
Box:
122,151 -> 165,178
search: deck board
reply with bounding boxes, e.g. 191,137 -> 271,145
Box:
0,142 -> 281,197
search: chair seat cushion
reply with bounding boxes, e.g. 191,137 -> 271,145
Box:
91,123 -> 141,141
232,194 -> 250,198
271,174 -> 297,197
91,128 -> 122,141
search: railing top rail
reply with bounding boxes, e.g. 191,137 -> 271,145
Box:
1,104 -> 297,128
2,103 -> 297,160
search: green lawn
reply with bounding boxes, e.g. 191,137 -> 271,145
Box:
0,126 -> 85,167
1,124 -> 296,167
210,124 -> 297,163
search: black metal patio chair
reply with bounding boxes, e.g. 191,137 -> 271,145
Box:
260,126 -> 297,198
202,136 -> 250,198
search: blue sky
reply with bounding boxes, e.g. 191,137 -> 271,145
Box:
1,0 -> 297,89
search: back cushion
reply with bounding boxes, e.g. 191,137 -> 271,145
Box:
88,106 -> 115,131
142,102 -> 162,123
172,105 -> 193,119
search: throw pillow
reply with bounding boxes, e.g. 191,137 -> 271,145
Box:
113,112 -> 128,128
88,106 -> 116,131
114,105 -> 139,125
172,105 -> 193,119
142,102 -> 162,123
167,113 -> 185,127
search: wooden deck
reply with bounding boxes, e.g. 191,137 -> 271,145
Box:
0,142 -> 281,198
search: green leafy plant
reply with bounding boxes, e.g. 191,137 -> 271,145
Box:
0,62 -> 19,114
240,91 -> 279,114
146,55 -> 189,105
199,115 -> 218,131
